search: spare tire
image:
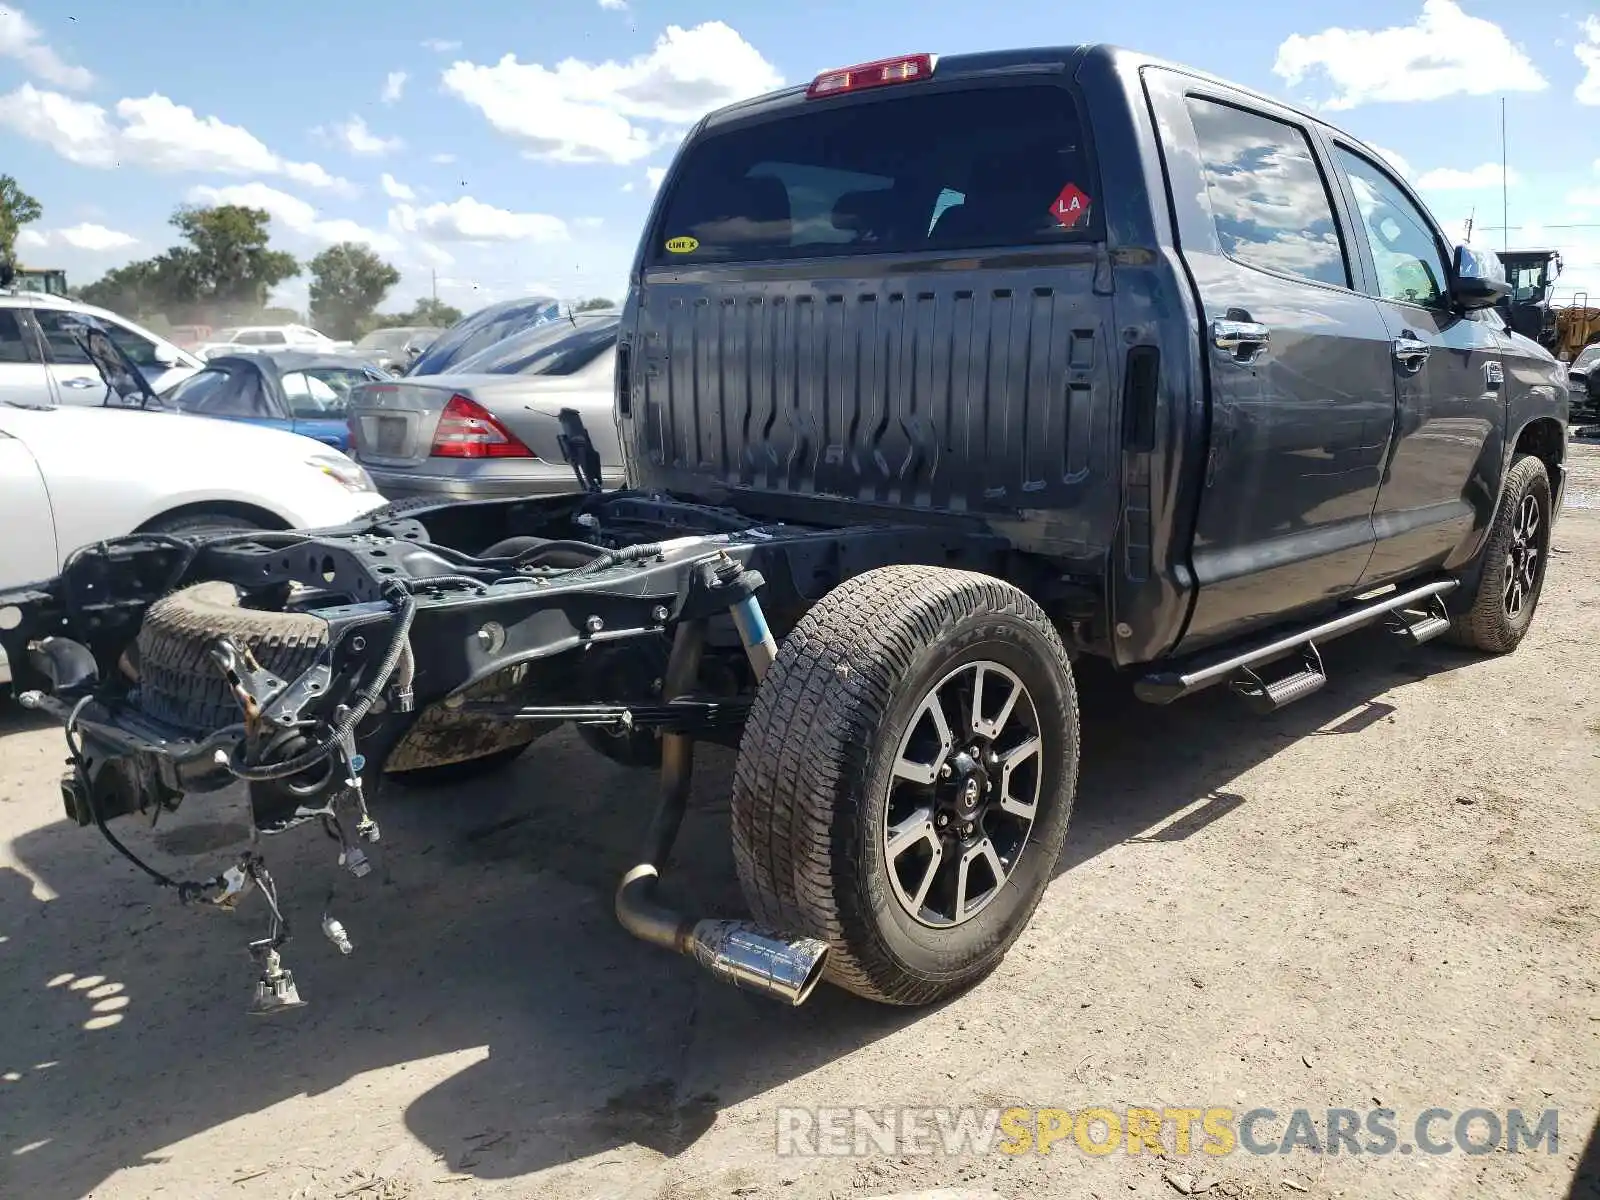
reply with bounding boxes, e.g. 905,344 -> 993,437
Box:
135,582 -> 329,732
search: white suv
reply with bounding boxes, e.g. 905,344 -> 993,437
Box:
0,292 -> 203,406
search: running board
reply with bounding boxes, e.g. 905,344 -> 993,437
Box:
1134,578 -> 1459,707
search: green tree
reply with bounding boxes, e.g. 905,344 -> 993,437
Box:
166,204 -> 299,313
0,175 -> 43,265
575,296 -> 616,312
406,297 -> 463,327
78,203 -> 300,323
308,242 -> 400,340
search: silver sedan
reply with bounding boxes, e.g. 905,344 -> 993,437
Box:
346,312 -> 625,500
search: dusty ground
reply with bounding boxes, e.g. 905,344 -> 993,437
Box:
2,454 -> 1598,1200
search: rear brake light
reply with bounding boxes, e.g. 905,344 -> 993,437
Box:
807,53 -> 935,98
429,394 -> 535,459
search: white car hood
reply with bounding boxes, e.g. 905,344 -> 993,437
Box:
0,403 -> 386,532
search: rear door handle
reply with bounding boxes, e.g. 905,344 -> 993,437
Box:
1212,319 -> 1271,362
1392,336 -> 1431,370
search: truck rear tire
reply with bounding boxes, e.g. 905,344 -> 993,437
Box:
1448,453 -> 1552,653
730,565 -> 1079,1006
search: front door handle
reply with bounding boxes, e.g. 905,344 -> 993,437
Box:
1392,335 -> 1431,371
1212,319 -> 1271,362
60,376 -> 97,389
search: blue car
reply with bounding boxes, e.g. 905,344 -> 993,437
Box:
160,350 -> 391,450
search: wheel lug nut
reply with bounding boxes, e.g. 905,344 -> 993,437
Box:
939,764 -> 952,779
936,813 -> 949,827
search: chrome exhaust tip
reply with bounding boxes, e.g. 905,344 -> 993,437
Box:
687,919 -> 830,1007
615,864 -> 831,1006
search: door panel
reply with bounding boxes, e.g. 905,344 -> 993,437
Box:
30,308 -> 106,404
1144,76 -> 1396,651
1329,145 -> 1502,584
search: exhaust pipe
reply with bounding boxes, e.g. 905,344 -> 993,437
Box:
616,865 -> 829,1006
612,599 -> 830,1006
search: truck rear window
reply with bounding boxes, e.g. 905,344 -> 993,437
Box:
652,84 -> 1096,265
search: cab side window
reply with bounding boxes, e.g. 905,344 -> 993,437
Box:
0,310 -> 32,364
1334,148 -> 1451,308
1186,97 -> 1350,289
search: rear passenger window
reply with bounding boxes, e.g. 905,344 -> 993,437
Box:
1186,97 -> 1349,289
0,310 -> 30,364
652,85 -> 1096,264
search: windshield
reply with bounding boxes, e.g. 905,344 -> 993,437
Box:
406,298 -> 560,376
450,314 -> 618,376
1573,344 -> 1600,372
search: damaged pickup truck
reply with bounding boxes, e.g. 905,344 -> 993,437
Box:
0,44 -> 1570,1015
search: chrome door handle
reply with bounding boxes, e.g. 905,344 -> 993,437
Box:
1212,319 -> 1271,361
60,376 -> 97,389
1392,337 -> 1431,369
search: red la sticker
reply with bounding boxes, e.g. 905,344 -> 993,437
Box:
1050,183 -> 1091,229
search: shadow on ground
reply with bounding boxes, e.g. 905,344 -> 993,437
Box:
0,626 -> 1489,1196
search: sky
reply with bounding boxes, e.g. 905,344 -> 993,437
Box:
3,0 -> 1600,318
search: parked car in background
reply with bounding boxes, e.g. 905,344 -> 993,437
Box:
1565,342 -> 1600,427
347,311 -> 623,499
0,321 -> 384,686
0,292 -> 202,405
352,325 -> 441,374
402,296 -> 560,377
161,349 -> 391,450
196,324 -> 351,358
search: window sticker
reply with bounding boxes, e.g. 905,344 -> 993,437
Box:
665,236 -> 700,254
1049,183 -> 1091,230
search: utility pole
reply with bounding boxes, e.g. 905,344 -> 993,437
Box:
431,268 -> 438,304
1501,96 -> 1509,255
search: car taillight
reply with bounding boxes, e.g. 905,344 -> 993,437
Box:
807,53 -> 935,99
429,394 -> 535,459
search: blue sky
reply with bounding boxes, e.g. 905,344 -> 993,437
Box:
4,0 -> 1600,317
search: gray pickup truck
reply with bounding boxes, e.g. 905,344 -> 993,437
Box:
0,44 -> 1568,1016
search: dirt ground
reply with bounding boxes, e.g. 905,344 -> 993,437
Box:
2,453 -> 1598,1200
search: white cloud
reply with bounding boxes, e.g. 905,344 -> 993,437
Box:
15,228 -> 47,249
1367,145 -> 1412,178
188,182 -> 399,254
389,196 -> 569,243
380,172 -> 415,201
0,7 -> 92,90
422,38 -> 461,53
443,21 -> 781,164
1273,1 -> 1546,110
430,152 -> 456,165
382,71 -> 408,104
621,181 -> 635,193
0,84 -> 350,190
1567,187 -> 1600,208
646,166 -> 666,191
1418,163 -> 1520,190
326,114 -> 403,157
1577,17 -> 1600,104
598,0 -> 629,8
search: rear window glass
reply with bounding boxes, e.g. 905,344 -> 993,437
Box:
409,298 -> 560,377
652,84 -> 1096,265
452,315 -> 618,377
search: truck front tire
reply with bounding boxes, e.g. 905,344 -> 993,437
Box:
730,566 -> 1079,1006
1448,453 -> 1553,653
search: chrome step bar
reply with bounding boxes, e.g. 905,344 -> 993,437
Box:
1135,578 -> 1459,706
